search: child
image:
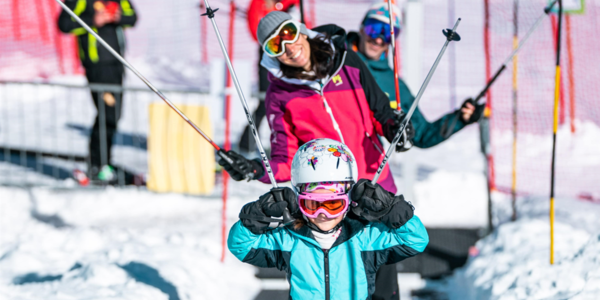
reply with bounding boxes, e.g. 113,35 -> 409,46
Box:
228,138 -> 428,299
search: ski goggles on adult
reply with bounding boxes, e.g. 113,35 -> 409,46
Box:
298,193 -> 349,218
363,18 -> 400,44
263,20 -> 300,57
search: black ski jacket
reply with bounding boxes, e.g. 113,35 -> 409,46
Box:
58,0 -> 137,68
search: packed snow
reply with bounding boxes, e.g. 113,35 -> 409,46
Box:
446,193 -> 600,300
0,184 -> 265,300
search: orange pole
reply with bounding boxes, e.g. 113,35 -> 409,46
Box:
12,0 -> 21,40
200,3 -> 209,64
50,1 -> 66,74
221,0 -> 236,263
387,0 -> 401,110
566,15 -> 575,133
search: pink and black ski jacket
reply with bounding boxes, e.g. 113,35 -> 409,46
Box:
258,25 -> 398,193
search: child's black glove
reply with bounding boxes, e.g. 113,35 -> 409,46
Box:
350,179 -> 414,229
239,187 -> 299,234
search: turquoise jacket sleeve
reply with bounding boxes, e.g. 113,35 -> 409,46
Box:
227,221 -> 294,270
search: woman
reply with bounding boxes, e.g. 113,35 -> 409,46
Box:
219,11 -> 412,195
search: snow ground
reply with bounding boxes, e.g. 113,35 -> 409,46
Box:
442,193 -> 600,300
0,182 -> 268,300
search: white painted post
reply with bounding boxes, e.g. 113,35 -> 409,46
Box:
398,0 -> 424,204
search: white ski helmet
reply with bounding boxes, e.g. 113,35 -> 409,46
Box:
291,138 -> 359,191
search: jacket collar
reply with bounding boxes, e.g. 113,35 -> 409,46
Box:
286,216 -> 367,249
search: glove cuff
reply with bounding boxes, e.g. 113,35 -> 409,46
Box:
380,195 -> 415,229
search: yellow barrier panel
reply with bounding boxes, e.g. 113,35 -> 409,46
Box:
147,103 -> 215,195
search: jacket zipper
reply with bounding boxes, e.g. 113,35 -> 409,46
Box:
320,93 -> 346,144
318,51 -> 383,156
316,52 -> 348,144
323,249 -> 330,300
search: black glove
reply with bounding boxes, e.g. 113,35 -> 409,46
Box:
382,110 -> 415,152
460,98 -> 485,125
379,195 -> 415,229
350,179 -> 414,229
217,150 -> 265,181
239,187 -> 299,234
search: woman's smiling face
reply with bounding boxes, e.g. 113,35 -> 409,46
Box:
277,34 -> 312,71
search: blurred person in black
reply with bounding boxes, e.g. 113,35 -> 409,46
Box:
58,0 -> 137,181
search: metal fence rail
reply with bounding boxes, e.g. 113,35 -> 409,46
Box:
0,81 -> 208,188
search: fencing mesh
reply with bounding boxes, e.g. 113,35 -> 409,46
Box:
1,0 -> 598,199
485,0 -> 600,200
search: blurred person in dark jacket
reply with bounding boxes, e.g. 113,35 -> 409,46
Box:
58,0 -> 137,181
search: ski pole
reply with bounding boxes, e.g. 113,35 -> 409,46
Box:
53,0 -> 241,170
441,0 -> 557,138
372,18 -> 462,184
387,0 -> 402,111
201,0 -> 294,224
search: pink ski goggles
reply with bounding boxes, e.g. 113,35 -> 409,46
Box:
297,181 -> 351,218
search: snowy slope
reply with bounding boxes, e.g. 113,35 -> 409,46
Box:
449,193 -> 600,300
0,181 -> 269,300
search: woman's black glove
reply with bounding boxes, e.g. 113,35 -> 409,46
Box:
217,150 -> 265,181
459,98 -> 485,125
350,179 -> 414,229
239,187 -> 299,234
382,110 -> 415,152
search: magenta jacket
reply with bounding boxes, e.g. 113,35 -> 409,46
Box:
259,25 -> 398,193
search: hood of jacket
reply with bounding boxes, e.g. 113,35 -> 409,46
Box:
260,24 -> 349,91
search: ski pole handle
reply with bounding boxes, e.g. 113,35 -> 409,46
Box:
270,187 -> 295,225
217,149 -> 235,165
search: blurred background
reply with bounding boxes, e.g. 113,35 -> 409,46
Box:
1,0 -> 599,299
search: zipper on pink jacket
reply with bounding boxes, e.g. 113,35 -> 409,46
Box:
317,51 -> 348,144
317,50 -> 384,156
